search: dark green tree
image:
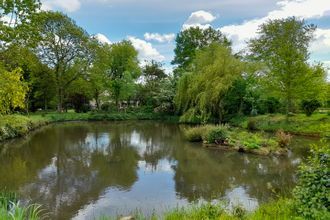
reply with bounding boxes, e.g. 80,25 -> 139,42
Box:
172,27 -> 230,75
34,11 -> 91,112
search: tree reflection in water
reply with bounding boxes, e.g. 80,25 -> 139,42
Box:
0,121 -> 311,219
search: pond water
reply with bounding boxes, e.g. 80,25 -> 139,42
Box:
0,121 -> 318,219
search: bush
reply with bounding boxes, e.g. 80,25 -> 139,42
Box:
184,125 -> 213,142
203,126 -> 229,144
301,99 -> 322,116
67,93 -> 90,113
264,97 -> 281,114
293,143 -> 330,219
100,103 -> 111,111
247,119 -> 257,131
275,130 -> 292,148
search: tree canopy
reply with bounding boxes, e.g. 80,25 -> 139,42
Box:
249,17 -> 321,114
172,27 -> 231,75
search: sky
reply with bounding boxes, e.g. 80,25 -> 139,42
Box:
41,0 -> 330,75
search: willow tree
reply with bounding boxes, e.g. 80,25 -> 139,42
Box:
34,11 -> 91,112
175,43 -> 244,123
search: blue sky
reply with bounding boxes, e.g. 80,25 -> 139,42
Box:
41,0 -> 330,75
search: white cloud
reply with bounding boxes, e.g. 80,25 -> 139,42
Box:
183,10 -> 216,30
311,28 -> 330,55
127,36 -> 165,63
94,33 -> 112,44
42,0 -> 81,12
144,33 -> 175,43
322,60 -> 330,80
220,0 -> 330,52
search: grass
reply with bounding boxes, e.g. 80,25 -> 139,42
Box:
184,125 -> 281,155
0,111 -> 179,142
96,199 -> 304,220
0,191 -> 45,220
230,113 -> 330,137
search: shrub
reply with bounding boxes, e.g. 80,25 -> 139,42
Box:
202,126 -> 229,144
264,97 -> 281,114
275,130 -> 292,148
301,99 -> 322,116
101,102 -> 111,112
184,125 -> 213,142
293,143 -> 330,219
247,119 -> 257,131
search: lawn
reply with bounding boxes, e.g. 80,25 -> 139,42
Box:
230,113 -> 330,137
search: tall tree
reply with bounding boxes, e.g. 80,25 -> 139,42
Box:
172,27 -> 230,74
34,11 -> 91,112
0,0 -> 41,46
87,40 -> 112,110
175,43 -> 243,123
108,40 -> 140,108
249,17 -> 317,114
139,60 -> 166,106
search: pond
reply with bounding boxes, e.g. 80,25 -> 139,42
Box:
0,121 -> 318,219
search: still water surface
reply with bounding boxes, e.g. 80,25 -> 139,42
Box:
0,121 -> 316,219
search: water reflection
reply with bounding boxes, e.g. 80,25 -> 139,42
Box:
0,121 -> 315,219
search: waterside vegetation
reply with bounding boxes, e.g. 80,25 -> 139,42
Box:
183,125 -> 288,156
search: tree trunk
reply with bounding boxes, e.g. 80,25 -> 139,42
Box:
57,87 -> 64,112
94,90 -> 100,110
219,99 -> 224,124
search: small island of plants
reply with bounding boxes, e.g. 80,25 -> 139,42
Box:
184,125 -> 291,156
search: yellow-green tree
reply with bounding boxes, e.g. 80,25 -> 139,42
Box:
175,43 -> 244,123
0,67 -> 28,114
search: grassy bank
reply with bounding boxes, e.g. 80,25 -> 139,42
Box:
0,112 -> 179,142
183,125 -> 288,156
230,113 -> 330,137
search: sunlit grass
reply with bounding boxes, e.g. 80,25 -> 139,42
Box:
230,113 -> 330,137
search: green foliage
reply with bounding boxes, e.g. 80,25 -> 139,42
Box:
172,26 -> 230,73
175,43 -> 244,123
183,125 -> 214,142
249,17 -> 325,114
108,40 -> 141,106
228,130 -> 277,150
138,61 -> 176,113
34,11 -> 91,111
293,143 -> 330,219
163,199 -> 297,220
164,203 -> 228,220
184,125 -> 278,152
301,99 -> 322,116
0,67 -> 28,114
230,113 -> 330,137
247,198 -> 297,220
247,119 -> 257,131
203,126 -> 229,144
0,191 -> 45,220
0,0 -> 41,46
